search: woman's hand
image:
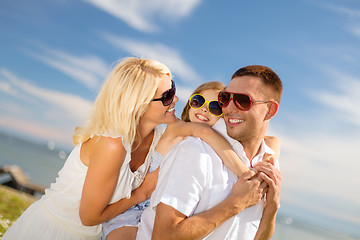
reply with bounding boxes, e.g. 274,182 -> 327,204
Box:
133,168 -> 160,201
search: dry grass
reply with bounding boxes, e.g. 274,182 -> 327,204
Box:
0,185 -> 36,238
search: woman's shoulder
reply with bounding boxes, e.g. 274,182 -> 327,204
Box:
85,135 -> 127,156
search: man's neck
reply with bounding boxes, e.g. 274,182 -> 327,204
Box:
241,137 -> 264,163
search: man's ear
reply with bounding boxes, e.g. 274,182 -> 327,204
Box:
265,101 -> 279,120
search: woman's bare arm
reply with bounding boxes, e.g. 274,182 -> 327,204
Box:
79,137 -> 150,226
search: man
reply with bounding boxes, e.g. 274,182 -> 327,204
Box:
136,65 -> 283,240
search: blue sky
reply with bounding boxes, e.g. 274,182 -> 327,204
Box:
1,0 -> 360,237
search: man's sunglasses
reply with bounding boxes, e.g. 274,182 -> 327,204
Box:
189,94 -> 223,117
152,80 -> 176,106
218,91 -> 272,111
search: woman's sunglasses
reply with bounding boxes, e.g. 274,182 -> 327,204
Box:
218,91 -> 272,111
152,80 -> 176,106
189,94 -> 223,117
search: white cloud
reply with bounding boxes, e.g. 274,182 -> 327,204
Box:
22,45 -> 109,90
272,123 -> 360,227
323,3 -> 360,18
176,85 -> 194,104
282,189 -> 360,226
270,68 -> 360,225
0,101 -> 23,115
0,68 -> 93,147
309,69 -> 360,127
279,69 -> 360,203
0,115 -> 73,149
0,81 -> 17,96
350,27 -> 360,38
84,0 -> 202,32
1,68 -> 92,120
102,34 -> 202,83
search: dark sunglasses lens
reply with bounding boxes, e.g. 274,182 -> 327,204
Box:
208,101 -> 223,116
162,89 -> 175,106
218,92 -> 230,107
162,81 -> 176,106
190,95 -> 205,108
234,94 -> 251,110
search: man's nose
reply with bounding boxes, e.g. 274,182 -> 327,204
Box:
223,99 -> 238,113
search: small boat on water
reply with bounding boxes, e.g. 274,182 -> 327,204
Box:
0,165 -> 45,197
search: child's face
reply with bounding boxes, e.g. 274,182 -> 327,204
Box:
189,89 -> 221,126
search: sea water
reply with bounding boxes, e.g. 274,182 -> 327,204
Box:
0,132 -> 359,240
0,132 -> 67,187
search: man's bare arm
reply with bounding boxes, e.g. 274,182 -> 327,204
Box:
152,171 -> 267,240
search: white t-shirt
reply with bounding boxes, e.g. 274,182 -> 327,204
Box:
136,118 -> 279,240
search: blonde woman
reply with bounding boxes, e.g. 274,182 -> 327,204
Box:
3,57 -> 179,240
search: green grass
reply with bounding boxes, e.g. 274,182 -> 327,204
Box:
0,185 -> 36,238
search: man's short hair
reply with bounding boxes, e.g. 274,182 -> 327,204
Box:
232,65 -> 283,103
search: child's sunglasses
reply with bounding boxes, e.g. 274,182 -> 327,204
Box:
152,80 -> 176,106
189,94 -> 223,117
218,91 -> 272,111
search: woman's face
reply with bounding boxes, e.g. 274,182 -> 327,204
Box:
189,89 -> 221,126
142,74 -> 178,126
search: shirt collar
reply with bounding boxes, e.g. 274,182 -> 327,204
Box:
212,118 -> 275,167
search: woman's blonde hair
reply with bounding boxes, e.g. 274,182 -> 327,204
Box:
181,81 -> 225,122
73,57 -> 171,146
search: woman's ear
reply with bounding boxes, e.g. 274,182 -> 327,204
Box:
265,101 -> 279,120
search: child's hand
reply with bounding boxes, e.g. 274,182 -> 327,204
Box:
262,153 -> 275,166
253,161 -> 281,210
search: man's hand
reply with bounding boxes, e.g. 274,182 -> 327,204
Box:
252,159 -> 281,240
229,170 -> 268,212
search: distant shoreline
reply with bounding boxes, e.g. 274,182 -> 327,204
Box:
0,184 -> 38,202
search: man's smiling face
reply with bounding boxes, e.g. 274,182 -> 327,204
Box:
222,75 -> 271,144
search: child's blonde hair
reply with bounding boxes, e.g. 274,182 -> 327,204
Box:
73,57 -> 172,146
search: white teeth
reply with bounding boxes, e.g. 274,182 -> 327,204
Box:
229,118 -> 243,123
196,114 -> 208,121
167,107 -> 174,112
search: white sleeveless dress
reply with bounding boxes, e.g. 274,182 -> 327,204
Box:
2,125 -> 165,240
102,150 -> 165,238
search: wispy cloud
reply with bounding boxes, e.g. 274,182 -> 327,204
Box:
101,34 -> 202,83
1,68 -> 93,120
323,3 -> 360,18
309,68 -> 360,127
176,85 -> 194,104
0,68 -> 92,147
273,125 -> 360,226
350,26 -> 360,38
0,81 -> 17,96
270,67 -> 360,225
22,45 -> 109,90
84,0 -> 202,32
0,115 -> 73,148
